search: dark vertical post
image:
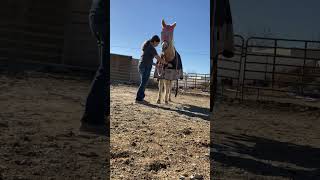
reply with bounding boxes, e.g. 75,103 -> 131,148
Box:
185,74 -> 187,89
204,74 -> 207,90
301,42 -> 308,95
241,38 -> 250,101
210,0 -> 216,179
210,0 -> 217,112
272,40 -> 277,89
236,35 -> 244,99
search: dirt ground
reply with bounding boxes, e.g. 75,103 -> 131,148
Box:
0,71 -> 108,180
111,84 -> 320,180
1,70 -> 319,180
0,71 -> 211,180
110,84 -> 210,179
212,97 -> 320,180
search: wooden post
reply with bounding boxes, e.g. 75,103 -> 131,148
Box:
210,0 -> 217,112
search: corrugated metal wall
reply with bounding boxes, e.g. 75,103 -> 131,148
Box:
62,0 -> 99,67
0,0 -> 98,69
110,53 -> 142,83
21,0 -> 68,64
0,0 -> 30,65
0,1 -> 144,83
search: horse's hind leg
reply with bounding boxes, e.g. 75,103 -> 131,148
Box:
157,79 -> 163,104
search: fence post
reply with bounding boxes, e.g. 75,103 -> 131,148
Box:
185,74 -> 187,89
195,74 -> 197,89
272,40 -> 277,89
204,74 -> 207,90
301,42 -> 307,95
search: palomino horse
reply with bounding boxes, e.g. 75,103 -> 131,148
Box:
154,19 -> 183,104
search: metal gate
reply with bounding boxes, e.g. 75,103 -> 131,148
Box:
217,34 -> 245,98
241,37 -> 320,101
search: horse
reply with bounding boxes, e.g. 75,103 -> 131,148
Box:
154,19 -> 183,104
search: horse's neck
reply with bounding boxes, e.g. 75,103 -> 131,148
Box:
163,41 -> 175,62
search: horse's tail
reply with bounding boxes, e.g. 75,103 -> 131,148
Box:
175,79 -> 178,97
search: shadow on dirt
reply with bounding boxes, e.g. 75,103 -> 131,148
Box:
138,101 -> 210,121
212,133 -> 320,179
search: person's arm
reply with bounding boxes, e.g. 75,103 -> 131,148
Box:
151,46 -> 166,64
154,55 -> 166,64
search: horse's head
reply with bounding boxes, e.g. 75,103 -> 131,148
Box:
161,19 -> 176,43
161,19 -> 176,61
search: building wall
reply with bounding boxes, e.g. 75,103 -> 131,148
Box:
0,0 -> 99,69
110,54 -> 157,84
62,0 -> 99,67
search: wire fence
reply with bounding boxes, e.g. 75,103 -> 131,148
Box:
145,35 -> 320,102
147,68 -> 210,92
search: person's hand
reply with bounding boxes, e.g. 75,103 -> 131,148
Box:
160,58 -> 167,64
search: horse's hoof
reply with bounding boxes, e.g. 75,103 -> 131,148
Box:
157,100 -> 161,104
169,99 -> 172,102
165,101 -> 169,104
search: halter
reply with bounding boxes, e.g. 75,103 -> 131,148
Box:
161,30 -> 173,43
156,23 -> 179,78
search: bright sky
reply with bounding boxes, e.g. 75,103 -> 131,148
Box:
111,0 -> 320,74
230,0 -> 320,41
110,0 -> 210,74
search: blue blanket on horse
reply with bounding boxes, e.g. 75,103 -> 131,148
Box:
165,51 -> 183,70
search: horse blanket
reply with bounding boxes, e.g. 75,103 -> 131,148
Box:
153,50 -> 183,80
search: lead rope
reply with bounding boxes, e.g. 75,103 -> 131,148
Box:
175,50 -> 179,97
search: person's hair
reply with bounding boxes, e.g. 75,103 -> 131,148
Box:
142,35 -> 160,50
150,35 -> 160,43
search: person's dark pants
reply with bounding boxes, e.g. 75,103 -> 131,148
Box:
81,13 -> 109,125
136,62 -> 153,101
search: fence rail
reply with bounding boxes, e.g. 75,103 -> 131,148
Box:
206,35 -> 320,102
241,37 -> 320,101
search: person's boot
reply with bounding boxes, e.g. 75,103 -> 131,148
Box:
80,115 -> 110,137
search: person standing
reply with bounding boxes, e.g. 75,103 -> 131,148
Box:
80,0 -> 109,136
136,35 -> 165,102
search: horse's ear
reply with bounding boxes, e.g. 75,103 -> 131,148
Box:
162,19 -> 166,27
171,22 -> 176,28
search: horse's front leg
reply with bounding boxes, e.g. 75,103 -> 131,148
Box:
157,79 -> 162,104
168,80 -> 172,102
164,80 -> 170,104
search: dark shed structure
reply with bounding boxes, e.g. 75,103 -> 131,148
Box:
0,0 -> 99,70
